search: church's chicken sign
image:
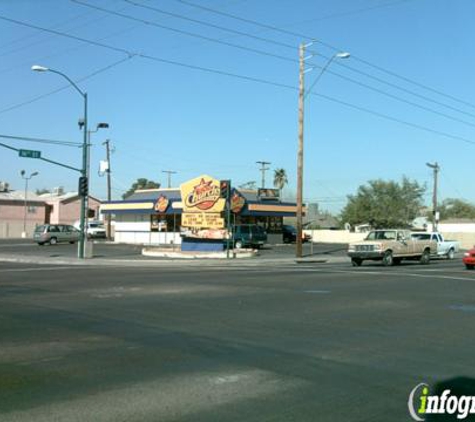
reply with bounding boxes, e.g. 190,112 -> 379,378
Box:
180,175 -> 225,229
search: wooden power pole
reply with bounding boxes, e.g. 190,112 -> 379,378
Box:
296,43 -> 305,258
426,162 -> 440,231
256,161 -> 271,188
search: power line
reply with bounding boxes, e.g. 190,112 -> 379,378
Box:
122,0 -> 297,50
315,54 -> 475,120
0,56 -> 134,115
282,0 -> 421,25
308,62 -> 475,129
75,0 -> 475,126
172,0 -> 475,111
0,14 -> 132,56
2,13 -> 475,148
0,20 -> 140,76
0,134 -> 81,147
71,0 -> 297,64
108,0 -> 475,123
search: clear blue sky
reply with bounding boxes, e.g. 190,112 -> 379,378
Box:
0,0 -> 474,213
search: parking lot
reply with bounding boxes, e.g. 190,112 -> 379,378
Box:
1,250 -> 474,421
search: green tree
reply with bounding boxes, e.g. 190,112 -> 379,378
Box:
273,168 -> 288,199
340,177 -> 426,229
437,198 -> 475,220
35,188 -> 50,195
122,178 -> 160,199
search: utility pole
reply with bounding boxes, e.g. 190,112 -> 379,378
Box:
103,139 -> 112,240
162,170 -> 177,188
426,162 -> 440,231
296,43 -> 306,258
256,161 -> 271,188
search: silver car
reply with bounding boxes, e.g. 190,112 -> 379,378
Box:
33,224 -> 80,246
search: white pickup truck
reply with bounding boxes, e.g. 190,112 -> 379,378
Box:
411,232 -> 460,259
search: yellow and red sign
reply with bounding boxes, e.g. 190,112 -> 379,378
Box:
180,175 -> 225,213
154,195 -> 169,213
230,191 -> 245,213
180,175 -> 226,229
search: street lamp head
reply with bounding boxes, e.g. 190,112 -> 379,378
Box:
335,52 -> 350,59
31,172 -> 39,177
31,65 -> 49,72
20,170 -> 25,177
96,122 -> 109,129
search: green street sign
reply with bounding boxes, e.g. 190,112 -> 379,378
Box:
19,149 -> 41,159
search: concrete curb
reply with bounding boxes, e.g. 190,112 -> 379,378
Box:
142,248 -> 257,259
0,253 -> 349,267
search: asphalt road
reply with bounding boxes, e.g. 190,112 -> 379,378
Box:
1,258 -> 474,421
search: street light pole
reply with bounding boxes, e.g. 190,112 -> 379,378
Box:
295,46 -> 350,258
20,170 -> 39,238
32,65 -> 88,259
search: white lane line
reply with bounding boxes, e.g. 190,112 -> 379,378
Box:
0,266 -> 89,273
304,267 -> 475,281
303,290 -> 331,294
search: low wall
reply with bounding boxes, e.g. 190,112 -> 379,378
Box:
115,231 -> 182,245
303,230 -> 366,244
0,222 -> 39,238
302,229 -> 475,250
438,232 -> 475,250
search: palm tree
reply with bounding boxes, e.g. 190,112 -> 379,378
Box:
273,168 -> 288,200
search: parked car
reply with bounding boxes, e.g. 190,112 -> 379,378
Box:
411,232 -> 460,259
348,229 -> 436,267
463,249 -> 475,269
282,225 -> 311,243
33,224 -> 80,245
232,224 -> 267,249
73,220 -> 106,239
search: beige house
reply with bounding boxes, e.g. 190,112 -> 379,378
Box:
0,184 -> 102,238
38,192 -> 102,225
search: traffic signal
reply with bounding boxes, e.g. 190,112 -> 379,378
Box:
78,176 -> 88,197
220,180 -> 231,199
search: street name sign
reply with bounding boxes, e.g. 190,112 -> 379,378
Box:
19,149 -> 41,159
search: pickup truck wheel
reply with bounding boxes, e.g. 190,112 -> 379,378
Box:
382,251 -> 393,267
420,249 -> 430,265
447,248 -> 455,260
393,258 -> 402,265
49,237 -> 57,246
466,264 -> 474,270
351,258 -> 362,267
235,240 -> 243,250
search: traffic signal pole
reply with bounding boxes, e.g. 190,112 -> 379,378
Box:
78,93 -> 88,259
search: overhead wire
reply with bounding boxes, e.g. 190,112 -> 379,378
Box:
0,134 -> 81,147
71,0 -> 297,64
0,55 -> 134,115
72,1 -> 475,127
171,0 -> 475,111
1,13 -> 475,148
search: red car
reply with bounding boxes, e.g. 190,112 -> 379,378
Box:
463,249 -> 475,269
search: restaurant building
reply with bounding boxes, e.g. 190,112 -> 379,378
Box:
101,174 -> 300,246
